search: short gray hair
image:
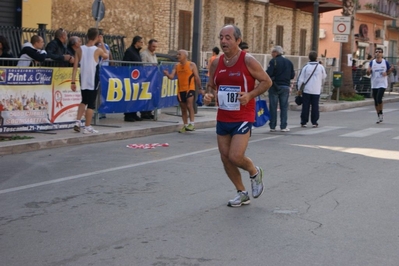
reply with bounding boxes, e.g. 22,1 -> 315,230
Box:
271,45 -> 284,55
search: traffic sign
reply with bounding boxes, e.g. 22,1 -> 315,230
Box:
333,16 -> 351,35
92,0 -> 105,22
334,35 -> 349,43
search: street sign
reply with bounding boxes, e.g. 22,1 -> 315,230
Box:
92,0 -> 105,22
333,16 -> 351,35
334,35 -> 349,43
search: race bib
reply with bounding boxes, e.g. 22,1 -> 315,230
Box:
218,85 -> 241,110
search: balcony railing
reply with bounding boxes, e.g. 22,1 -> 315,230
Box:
357,0 -> 399,19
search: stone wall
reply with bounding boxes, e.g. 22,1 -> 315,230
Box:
50,0 -> 313,55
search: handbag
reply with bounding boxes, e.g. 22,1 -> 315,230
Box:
295,64 -> 318,105
295,95 -> 303,105
253,96 -> 270,127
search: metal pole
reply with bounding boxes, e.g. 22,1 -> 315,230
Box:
192,0 -> 202,113
312,0 -> 319,52
95,0 -> 103,28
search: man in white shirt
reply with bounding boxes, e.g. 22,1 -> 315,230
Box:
297,51 -> 327,128
366,48 -> 393,123
70,28 -> 108,134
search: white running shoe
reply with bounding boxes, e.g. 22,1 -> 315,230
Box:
227,191 -> 250,207
83,126 -> 99,134
251,166 -> 264,198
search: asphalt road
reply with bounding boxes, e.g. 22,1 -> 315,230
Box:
1,102 -> 399,266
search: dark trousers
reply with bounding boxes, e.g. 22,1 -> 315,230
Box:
300,93 -> 320,125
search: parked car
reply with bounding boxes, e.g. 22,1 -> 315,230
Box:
155,53 -> 177,63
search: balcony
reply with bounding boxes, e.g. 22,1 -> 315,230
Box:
269,0 -> 342,14
357,0 -> 399,20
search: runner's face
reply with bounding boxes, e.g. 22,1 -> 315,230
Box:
219,26 -> 240,55
176,51 -> 186,62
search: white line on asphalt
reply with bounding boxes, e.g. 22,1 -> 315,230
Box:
292,126 -> 344,135
338,107 -> 369,113
368,108 -> 398,113
0,136 -> 280,195
340,128 -> 391,137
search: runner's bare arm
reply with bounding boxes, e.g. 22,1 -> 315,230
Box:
163,65 -> 177,79
71,48 -> 82,92
245,54 -> 272,98
203,58 -> 219,105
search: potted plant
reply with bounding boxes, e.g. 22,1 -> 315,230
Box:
364,3 -> 373,9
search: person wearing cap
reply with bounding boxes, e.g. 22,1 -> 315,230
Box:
266,45 -> 295,132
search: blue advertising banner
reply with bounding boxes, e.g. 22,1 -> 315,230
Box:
157,64 -> 178,109
98,65 -> 179,113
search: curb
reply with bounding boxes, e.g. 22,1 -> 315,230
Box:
289,96 -> 399,112
0,120 -> 217,156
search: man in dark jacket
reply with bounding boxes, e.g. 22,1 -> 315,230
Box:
45,28 -> 73,67
266,45 -> 295,132
122,35 -> 144,122
17,35 -> 47,67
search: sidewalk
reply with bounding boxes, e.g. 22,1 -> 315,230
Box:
1,93 -> 399,155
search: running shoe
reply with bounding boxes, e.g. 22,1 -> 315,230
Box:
83,126 -> 99,134
376,114 -> 382,124
73,121 -> 81,132
270,129 -> 276,132
251,166 -> 264,198
178,126 -> 186,133
185,124 -> 195,131
227,191 -> 250,207
280,128 -> 290,132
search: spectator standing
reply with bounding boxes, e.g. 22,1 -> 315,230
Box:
45,28 -> 73,66
17,35 -> 47,67
70,28 -> 108,134
0,35 -> 14,66
163,50 -> 201,133
67,36 -> 82,57
366,48 -> 394,123
140,39 -> 158,119
266,45 -> 295,132
297,51 -> 327,128
122,35 -> 144,122
203,25 -> 272,207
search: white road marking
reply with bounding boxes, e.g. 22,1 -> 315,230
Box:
292,126 -> 344,135
368,108 -> 398,113
340,128 -> 391,137
0,136 -> 280,195
338,107 -> 369,113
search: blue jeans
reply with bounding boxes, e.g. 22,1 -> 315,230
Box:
300,93 -> 320,125
268,84 -> 290,129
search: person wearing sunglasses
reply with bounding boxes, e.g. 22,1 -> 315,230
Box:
366,48 -> 394,123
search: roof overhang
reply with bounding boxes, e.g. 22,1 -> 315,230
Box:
269,0 -> 342,14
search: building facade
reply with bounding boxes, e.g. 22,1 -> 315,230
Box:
12,0 -> 341,58
319,0 -> 399,67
